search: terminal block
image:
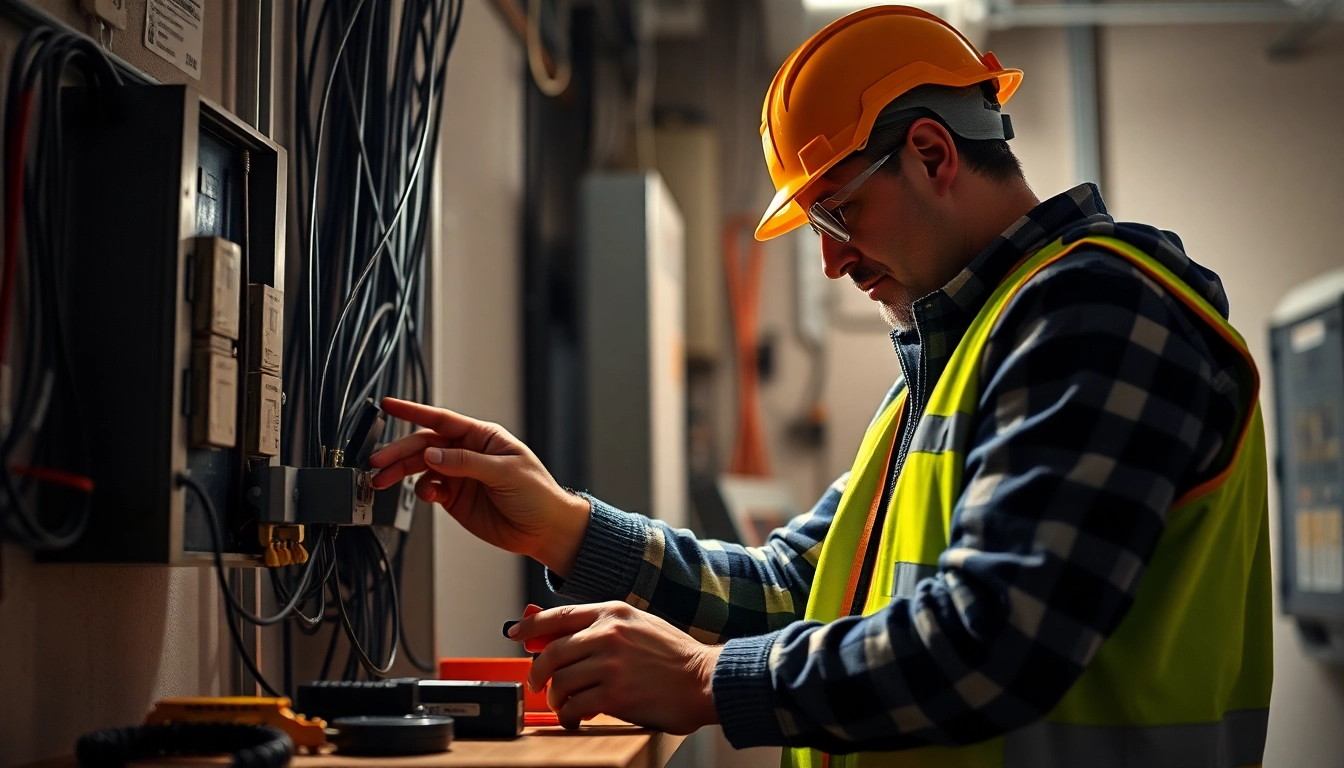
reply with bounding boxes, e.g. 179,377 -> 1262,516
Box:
257,523 -> 308,568
252,465 -> 374,526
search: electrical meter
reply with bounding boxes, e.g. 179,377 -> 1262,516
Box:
1270,268 -> 1344,662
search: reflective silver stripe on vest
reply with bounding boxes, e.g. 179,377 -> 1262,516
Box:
908,412 -> 973,455
1002,708 -> 1269,768
892,561 -> 937,599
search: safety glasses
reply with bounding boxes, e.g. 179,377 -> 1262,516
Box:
807,151 -> 895,243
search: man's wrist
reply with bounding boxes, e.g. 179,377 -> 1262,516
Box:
696,644 -> 724,728
539,487 -> 592,578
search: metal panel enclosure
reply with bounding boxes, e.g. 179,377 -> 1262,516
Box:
48,85 -> 285,564
581,173 -> 687,528
1271,270 -> 1344,661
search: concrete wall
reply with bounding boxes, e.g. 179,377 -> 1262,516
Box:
0,1 -> 526,764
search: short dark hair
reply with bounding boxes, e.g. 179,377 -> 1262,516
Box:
858,83 -> 1023,182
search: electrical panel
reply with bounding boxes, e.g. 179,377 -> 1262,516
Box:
46,85 -> 285,564
1270,267 -> 1344,662
653,125 -> 723,363
580,172 -> 688,528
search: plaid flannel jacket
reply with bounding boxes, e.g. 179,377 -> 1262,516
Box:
549,185 -> 1244,752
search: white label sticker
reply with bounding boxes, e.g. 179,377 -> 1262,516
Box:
1291,317 -> 1327,353
427,703 -> 480,717
144,0 -> 204,80
1297,507 -> 1344,593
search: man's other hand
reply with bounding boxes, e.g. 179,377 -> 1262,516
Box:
512,601 -> 722,734
368,397 -> 592,577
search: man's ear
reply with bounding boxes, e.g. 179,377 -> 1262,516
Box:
905,118 -> 958,195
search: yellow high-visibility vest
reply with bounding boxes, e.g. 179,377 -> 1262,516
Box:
788,235 -> 1272,768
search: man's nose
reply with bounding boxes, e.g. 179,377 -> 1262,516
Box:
820,234 -> 859,281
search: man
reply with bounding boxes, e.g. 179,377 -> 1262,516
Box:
370,6 -> 1272,766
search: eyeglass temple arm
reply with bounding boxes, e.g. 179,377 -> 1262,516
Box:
820,151 -> 895,207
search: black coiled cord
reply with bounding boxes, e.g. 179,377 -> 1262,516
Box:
75,723 -> 293,768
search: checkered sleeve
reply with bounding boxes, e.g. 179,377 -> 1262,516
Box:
548,475 -> 848,642
712,250 -> 1242,751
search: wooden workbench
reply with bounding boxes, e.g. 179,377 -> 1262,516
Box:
22,716 -> 685,768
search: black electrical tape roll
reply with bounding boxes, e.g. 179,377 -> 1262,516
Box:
75,722 -> 293,768
330,715 -> 454,756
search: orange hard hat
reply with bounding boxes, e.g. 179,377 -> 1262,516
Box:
755,6 -> 1023,241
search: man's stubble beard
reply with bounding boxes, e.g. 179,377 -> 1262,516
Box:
848,261 -> 917,332
878,300 -> 914,332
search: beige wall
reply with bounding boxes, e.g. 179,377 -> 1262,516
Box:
427,0 -> 527,660
0,3 -> 236,764
0,1 -> 525,764
986,21 -> 1344,768
1097,22 -> 1344,766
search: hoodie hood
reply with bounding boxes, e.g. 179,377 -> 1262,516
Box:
1057,218 -> 1232,321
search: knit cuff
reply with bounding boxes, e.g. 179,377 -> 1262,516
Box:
713,632 -> 788,749
545,495 -> 649,603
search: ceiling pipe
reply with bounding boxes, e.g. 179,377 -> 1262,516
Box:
1268,0 -> 1342,57
1064,0 -> 1105,191
986,1 -> 1332,27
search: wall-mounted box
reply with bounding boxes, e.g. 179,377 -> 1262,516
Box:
48,85 -> 286,564
581,172 -> 687,528
1271,268 -> 1344,663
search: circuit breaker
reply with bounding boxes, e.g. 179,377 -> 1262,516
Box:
1270,268 -> 1344,662
46,86 -> 286,564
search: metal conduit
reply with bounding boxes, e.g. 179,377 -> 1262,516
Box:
985,1 -> 1338,27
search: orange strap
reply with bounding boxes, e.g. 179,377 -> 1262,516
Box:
723,216 -> 771,476
837,393 -> 907,618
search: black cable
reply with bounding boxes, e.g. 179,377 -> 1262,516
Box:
287,0 -> 462,680
76,723 -> 292,768
305,0 -> 371,464
0,30 -> 119,551
329,526 -> 400,677
394,530 -> 435,673
177,474 -> 291,696
180,473 -> 326,627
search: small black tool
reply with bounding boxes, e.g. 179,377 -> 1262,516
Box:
502,620 -> 519,638
330,715 -> 454,756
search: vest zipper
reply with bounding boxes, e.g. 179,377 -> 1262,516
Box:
848,329 -> 926,616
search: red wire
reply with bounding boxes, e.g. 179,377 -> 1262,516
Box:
10,465 -> 95,494
2,93 -> 93,500
1,89 -> 34,371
